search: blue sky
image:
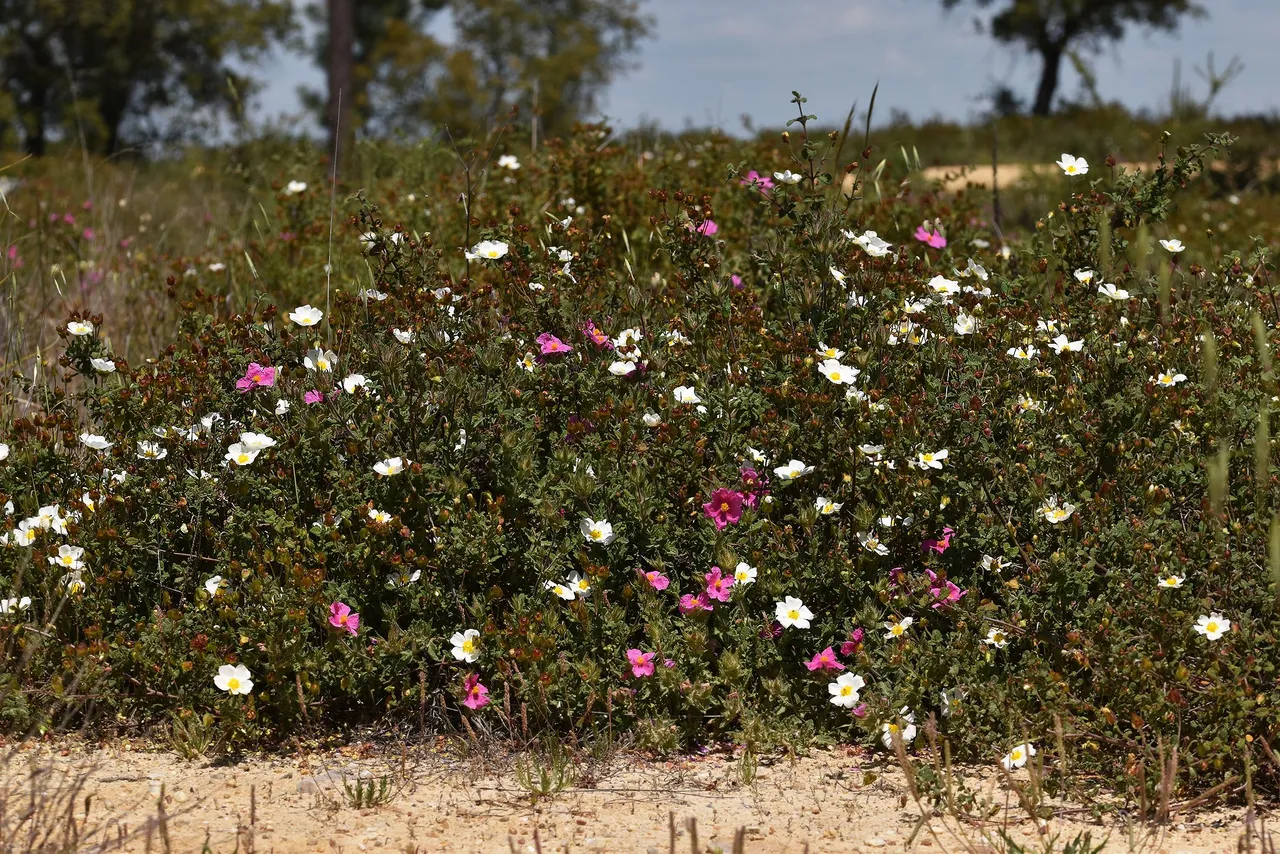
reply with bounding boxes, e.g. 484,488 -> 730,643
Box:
250,0 -> 1280,132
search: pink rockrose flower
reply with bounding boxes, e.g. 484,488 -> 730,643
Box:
840,627 -> 865,657
236,362 -> 277,393
583,320 -> 613,350
679,593 -> 714,615
704,566 -> 735,602
914,226 -> 947,249
641,569 -> 670,591
695,220 -> 719,237
304,389 -> 325,404
328,601 -> 360,635
805,647 -> 846,672
537,333 -> 573,356
740,171 -> 774,193
922,527 -> 955,554
462,673 -> 490,710
626,649 -> 656,677
702,488 -> 744,530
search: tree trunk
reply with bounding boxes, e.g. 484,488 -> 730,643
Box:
1032,42 -> 1064,117
327,0 -> 355,170
23,88 -> 47,157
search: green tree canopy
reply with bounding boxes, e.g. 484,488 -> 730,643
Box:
308,0 -> 650,142
943,0 -> 1204,116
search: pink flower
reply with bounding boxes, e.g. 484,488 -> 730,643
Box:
922,527 -> 955,554
914,226 -> 947,249
851,702 -> 868,717
760,621 -> 783,639
926,570 -> 967,609
235,362 -> 277,393
82,228 -> 95,241
695,220 -> 719,236
328,601 -> 360,636
663,658 -> 676,668
740,171 -> 774,193
626,649 -> 656,677
461,673 -> 490,710
641,569 -> 670,591
840,627 -> 865,657
583,320 -> 613,350
804,647 -> 846,672
679,593 -> 713,615
731,274 -> 744,290
537,333 -> 573,356
304,389 -> 324,404
704,566 -> 735,602
702,488 -> 744,530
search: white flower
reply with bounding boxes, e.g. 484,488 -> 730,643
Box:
275,399 -> 290,416
828,673 -> 866,708
465,240 -> 509,260
775,596 -> 813,629
817,358 -> 859,385
773,459 -> 814,482
643,412 -> 662,427
885,617 -> 914,639
982,555 -> 1012,573
830,267 -> 847,285
136,441 -> 167,460
1193,613 -> 1230,640
1039,497 -> 1077,524
1016,395 -> 1044,414
48,544 -> 85,570
10,522 -> 37,547
374,456 -> 408,476
393,328 -> 415,344
497,154 -> 520,170
881,709 -> 917,748
359,288 -> 388,302
342,374 -> 369,394
672,385 -> 702,405
815,497 -> 843,515
954,313 -> 978,335
1160,238 -> 1185,253
1007,346 -> 1039,361
305,349 -> 337,372
204,576 -> 223,597
1049,334 -> 1084,354
746,447 -> 769,464
984,627 -> 1009,648
733,562 -> 757,585
545,580 -> 575,600
224,443 -> 260,467
90,357 -> 116,373
815,342 -> 845,360
1074,269 -> 1095,284
928,276 -> 960,298
580,517 -> 615,545
1158,574 -> 1184,589
62,571 -> 85,594
609,360 -> 638,377
451,629 -> 482,662
914,449 -> 948,470
0,443 -> 8,461
1098,283 -> 1129,301
214,664 -> 253,695
0,597 -> 32,615
288,305 -> 323,327
1152,370 -> 1187,387
902,298 -> 929,314
284,180 -> 307,195
1056,153 -> 1088,176
966,258 -> 989,281
232,432 -> 272,452
859,531 -> 890,555
849,230 -> 892,258
517,352 -> 537,372
368,507 -> 393,525
567,571 -> 591,597
773,170 -> 802,185
1002,743 -> 1037,770
67,320 -> 94,336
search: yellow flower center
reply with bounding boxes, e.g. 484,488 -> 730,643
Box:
227,678 -> 240,691
840,686 -> 852,696
888,724 -> 900,734
1206,622 -> 1218,633
591,530 -> 602,540
787,609 -> 799,620
1012,749 -> 1023,760
462,639 -> 475,653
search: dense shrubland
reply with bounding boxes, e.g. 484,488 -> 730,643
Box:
2,103 -> 1280,802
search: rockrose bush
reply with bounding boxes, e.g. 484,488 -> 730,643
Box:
1,105 -> 1278,799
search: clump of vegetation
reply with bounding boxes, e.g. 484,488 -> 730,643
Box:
2,93 -> 1279,805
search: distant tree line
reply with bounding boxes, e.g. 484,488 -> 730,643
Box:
0,0 -> 650,157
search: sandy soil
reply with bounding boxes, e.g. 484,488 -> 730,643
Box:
0,739 -> 1264,854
